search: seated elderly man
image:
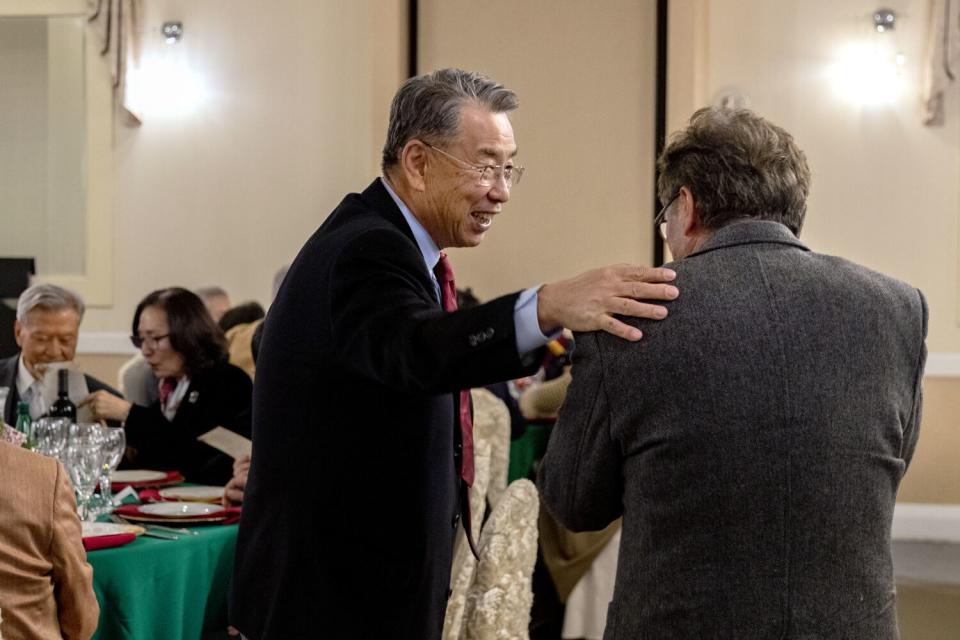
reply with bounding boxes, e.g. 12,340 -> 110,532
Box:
539,107 -> 927,639
1,284 -> 118,424
0,439 -> 100,639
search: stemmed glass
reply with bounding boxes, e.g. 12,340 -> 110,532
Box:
32,417 -> 71,459
65,441 -> 106,521
92,425 -> 126,515
66,422 -> 113,520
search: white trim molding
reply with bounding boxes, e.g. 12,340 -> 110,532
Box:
924,353 -> 960,378
78,332 -> 137,356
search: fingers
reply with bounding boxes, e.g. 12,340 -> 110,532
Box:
599,316 -> 643,342
622,265 -> 676,283
617,298 -> 669,320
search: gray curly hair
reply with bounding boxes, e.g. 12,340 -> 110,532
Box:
657,106 -> 811,235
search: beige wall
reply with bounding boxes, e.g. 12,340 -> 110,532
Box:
670,0 -> 960,353
418,0 -> 658,299
78,0 -> 407,331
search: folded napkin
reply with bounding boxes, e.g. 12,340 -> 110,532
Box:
83,533 -> 137,551
138,489 -> 170,502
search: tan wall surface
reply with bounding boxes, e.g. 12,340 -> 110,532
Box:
898,377 -> 960,504
418,0 -> 658,300
77,0 -> 406,331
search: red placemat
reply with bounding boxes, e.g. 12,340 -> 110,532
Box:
83,533 -> 137,551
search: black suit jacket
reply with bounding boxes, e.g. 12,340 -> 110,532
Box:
123,360 -> 252,485
0,354 -> 120,426
231,179 -> 542,640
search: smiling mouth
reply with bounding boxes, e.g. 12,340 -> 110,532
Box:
472,212 -> 494,228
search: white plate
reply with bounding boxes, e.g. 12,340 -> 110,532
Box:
111,470 -> 168,483
159,485 -> 224,502
81,521 -> 145,538
138,502 -> 223,517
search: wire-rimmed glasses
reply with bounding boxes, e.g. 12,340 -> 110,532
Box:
425,143 -> 524,188
655,193 -> 680,240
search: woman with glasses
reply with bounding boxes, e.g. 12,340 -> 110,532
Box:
82,287 -> 252,485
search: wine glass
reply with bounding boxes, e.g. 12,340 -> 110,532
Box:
65,442 -> 105,521
32,417 -> 70,459
92,425 -> 126,515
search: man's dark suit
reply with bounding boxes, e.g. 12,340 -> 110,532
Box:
0,354 -> 119,425
539,221 -> 927,639
231,179 -> 542,640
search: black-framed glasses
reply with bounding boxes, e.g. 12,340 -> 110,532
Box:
655,193 -> 680,240
130,334 -> 170,349
425,143 -> 524,188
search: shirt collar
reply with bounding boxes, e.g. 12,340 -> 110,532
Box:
16,354 -> 38,394
380,176 -> 441,273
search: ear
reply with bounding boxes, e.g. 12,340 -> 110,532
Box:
678,186 -> 702,236
398,139 -> 430,193
13,320 -> 24,349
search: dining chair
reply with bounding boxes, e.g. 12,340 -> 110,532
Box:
461,478 -> 540,640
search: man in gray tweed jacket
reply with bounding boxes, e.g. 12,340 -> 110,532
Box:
538,107 -> 927,639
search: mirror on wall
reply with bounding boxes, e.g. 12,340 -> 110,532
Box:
0,15 -> 86,275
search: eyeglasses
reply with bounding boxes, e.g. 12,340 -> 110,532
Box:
130,334 -> 170,350
655,193 -> 680,240
425,143 -> 524,188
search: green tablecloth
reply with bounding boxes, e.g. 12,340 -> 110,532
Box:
89,523 -> 238,640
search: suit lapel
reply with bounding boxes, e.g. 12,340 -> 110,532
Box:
1,355 -> 20,425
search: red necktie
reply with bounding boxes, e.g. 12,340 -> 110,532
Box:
434,252 -> 475,488
158,377 -> 177,407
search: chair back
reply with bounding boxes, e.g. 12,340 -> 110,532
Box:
462,478 -> 539,640
469,388 -> 510,508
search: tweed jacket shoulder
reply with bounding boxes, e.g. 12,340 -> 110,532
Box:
539,221 -> 927,639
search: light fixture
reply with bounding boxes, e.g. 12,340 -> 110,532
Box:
162,21 -> 183,44
873,9 -> 896,33
829,8 -> 906,106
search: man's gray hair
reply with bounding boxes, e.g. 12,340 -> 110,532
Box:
657,106 -> 811,235
16,283 -> 85,322
381,68 -> 519,171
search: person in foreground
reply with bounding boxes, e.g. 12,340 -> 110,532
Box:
83,288 -> 251,485
0,440 -> 100,639
230,68 -> 678,640
538,106 -> 927,639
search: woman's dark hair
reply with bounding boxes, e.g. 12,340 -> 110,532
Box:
132,287 -> 227,376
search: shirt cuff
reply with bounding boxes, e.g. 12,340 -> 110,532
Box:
514,286 -> 559,355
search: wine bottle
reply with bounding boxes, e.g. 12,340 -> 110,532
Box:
48,369 -> 77,422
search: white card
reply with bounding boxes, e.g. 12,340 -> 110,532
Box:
196,426 -> 252,460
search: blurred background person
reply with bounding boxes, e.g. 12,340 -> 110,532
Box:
194,286 -> 231,324
1,284 -> 118,424
83,287 -> 252,485
0,439 -> 99,639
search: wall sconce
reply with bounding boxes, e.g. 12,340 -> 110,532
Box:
873,9 -> 895,33
830,8 -> 906,106
162,22 -> 183,44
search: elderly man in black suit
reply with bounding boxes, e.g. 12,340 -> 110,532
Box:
1,283 -> 118,424
539,106 -> 927,639
230,68 -> 680,640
